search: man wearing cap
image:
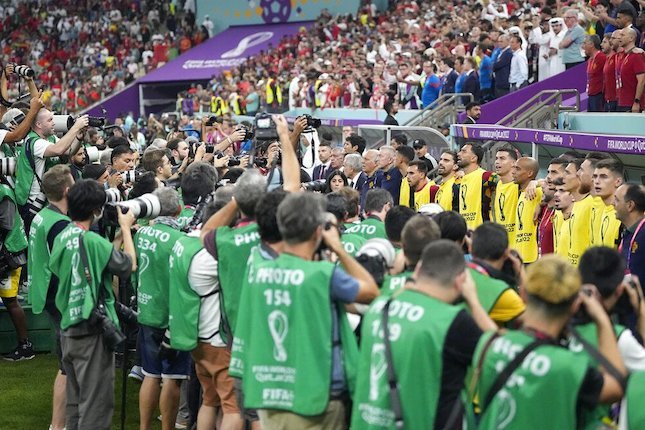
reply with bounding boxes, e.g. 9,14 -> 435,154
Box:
412,139 -> 438,174
560,9 -> 586,69
474,255 -> 626,429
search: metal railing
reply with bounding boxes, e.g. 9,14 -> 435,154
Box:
496,89 -> 580,129
403,93 -> 474,128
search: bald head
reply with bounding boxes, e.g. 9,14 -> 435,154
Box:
33,108 -> 55,138
513,157 -> 540,186
623,27 -> 637,44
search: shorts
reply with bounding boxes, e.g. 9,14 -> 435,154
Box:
191,342 -> 239,414
0,267 -> 21,298
138,324 -> 191,379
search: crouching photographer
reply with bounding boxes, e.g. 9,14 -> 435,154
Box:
48,179 -> 137,430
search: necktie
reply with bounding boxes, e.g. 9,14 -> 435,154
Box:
349,180 -> 354,188
319,165 -> 326,180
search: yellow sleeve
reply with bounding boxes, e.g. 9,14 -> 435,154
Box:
489,289 -> 526,324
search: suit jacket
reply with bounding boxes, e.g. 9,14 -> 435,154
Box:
359,171 -> 384,210
442,70 -> 459,94
462,72 -> 481,103
493,47 -> 513,90
312,163 -> 331,181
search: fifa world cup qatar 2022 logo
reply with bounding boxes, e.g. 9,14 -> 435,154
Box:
256,0 -> 291,23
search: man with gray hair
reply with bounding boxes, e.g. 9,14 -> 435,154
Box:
360,149 -> 384,210
343,153 -> 366,192
559,9 -> 586,69
230,192 -> 379,429
134,186 -> 191,430
378,145 -> 402,203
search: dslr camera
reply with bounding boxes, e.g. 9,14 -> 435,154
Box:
103,193 -> 161,226
53,115 -> 106,133
88,301 -> 138,352
298,114 -> 322,131
254,112 -> 279,141
236,124 -> 255,141
302,179 -> 327,192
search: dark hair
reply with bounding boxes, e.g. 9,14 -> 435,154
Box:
106,136 -> 129,149
617,7 -> 635,19
586,34 -> 602,50
401,215 -> 441,266
346,134 -> 366,154
579,247 -> 626,298
167,138 -> 183,152
324,170 -> 348,193
384,205 -> 416,243
110,144 -> 134,164
584,151 -> 611,169
465,102 -> 480,112
561,150 -> 585,161
396,145 -> 416,163
496,144 -> 519,160
365,188 -> 393,213
319,140 -> 332,148
181,162 -> 218,205
624,184 -> 645,212
67,179 -> 107,221
391,134 -> 408,146
442,57 -> 455,68
337,187 -> 360,218
568,158 -> 584,171
82,164 -> 108,180
417,240 -> 467,285
511,35 -> 523,45
141,148 -> 166,173
326,192 -> 349,223
549,156 -> 571,168
441,150 -> 458,164
384,100 -> 395,115
462,142 -> 485,165
595,159 -> 624,177
256,190 -> 288,243
408,159 -> 428,174
433,211 -> 468,244
472,222 -> 508,261
129,172 -> 158,198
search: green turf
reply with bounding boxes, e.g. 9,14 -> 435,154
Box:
0,353 -> 160,429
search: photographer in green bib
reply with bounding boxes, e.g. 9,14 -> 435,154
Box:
572,247 -> 645,429
473,255 -> 626,430
134,187 -> 192,430
351,240 -> 496,429
49,179 -> 137,430
14,109 -> 89,233
231,192 -> 379,430
26,165 -> 74,429
325,192 -> 367,257
345,188 -> 392,240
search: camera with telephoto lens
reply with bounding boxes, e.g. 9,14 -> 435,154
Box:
11,64 -> 35,79
254,112 -> 279,141
302,179 -> 327,192
105,188 -> 122,203
236,124 -> 255,141
53,115 -> 106,133
298,114 -> 322,132
103,193 -> 161,226
355,239 -> 396,287
120,169 -> 140,184
0,157 -> 16,176
88,302 -> 126,351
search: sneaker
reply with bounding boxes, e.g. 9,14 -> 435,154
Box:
3,340 -> 35,361
128,365 -> 144,382
156,415 -> 188,429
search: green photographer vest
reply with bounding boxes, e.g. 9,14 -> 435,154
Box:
135,223 -> 185,328
0,184 -> 28,253
351,290 -> 461,430
468,266 -> 511,314
176,205 -> 195,230
568,322 -> 627,430
49,225 -> 118,330
214,222 -> 260,342
474,330 -> 591,430
168,236 -> 204,351
381,271 -> 413,294
27,206 -> 70,314
231,252 -> 358,416
341,231 -> 367,256
345,217 -> 387,240
626,371 -> 645,430
14,131 -> 57,205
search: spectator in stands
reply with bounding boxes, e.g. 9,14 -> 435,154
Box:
549,18 -> 567,77
462,102 -> 482,125
560,9 -> 587,69
616,28 -> 645,112
584,35 -> 607,112
510,35 -> 529,91
603,32 -> 619,112
493,34 -> 513,98
383,100 -> 399,126
439,57 -> 459,95
477,44 -> 494,102
421,61 -> 442,108
462,57 -> 481,102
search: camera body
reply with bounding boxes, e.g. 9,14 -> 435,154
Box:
53,115 -> 106,133
120,169 -> 140,184
236,124 -> 255,141
254,112 -> 279,141
302,179 -> 327,192
12,65 -> 35,79
299,114 -> 322,130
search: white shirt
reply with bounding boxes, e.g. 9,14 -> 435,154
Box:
30,136 -> 59,202
186,231 -> 225,347
348,171 -> 362,189
509,48 -> 528,85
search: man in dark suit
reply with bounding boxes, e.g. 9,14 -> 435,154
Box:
462,102 -> 481,124
462,57 -> 481,103
343,153 -> 368,207
440,57 -> 459,94
493,34 -> 513,98
383,100 -> 399,125
312,138 -> 333,181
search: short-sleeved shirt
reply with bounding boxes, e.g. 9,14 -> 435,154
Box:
562,25 -> 585,64
617,50 -> 645,108
31,137 -> 59,201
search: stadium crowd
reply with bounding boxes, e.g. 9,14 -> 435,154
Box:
0,1 -> 645,430
0,0 -> 207,114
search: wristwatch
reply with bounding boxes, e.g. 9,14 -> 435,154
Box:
635,98 -> 641,104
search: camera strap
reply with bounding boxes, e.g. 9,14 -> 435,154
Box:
381,297 -> 404,430
569,325 -> 628,392
78,233 -> 104,306
24,135 -> 44,189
